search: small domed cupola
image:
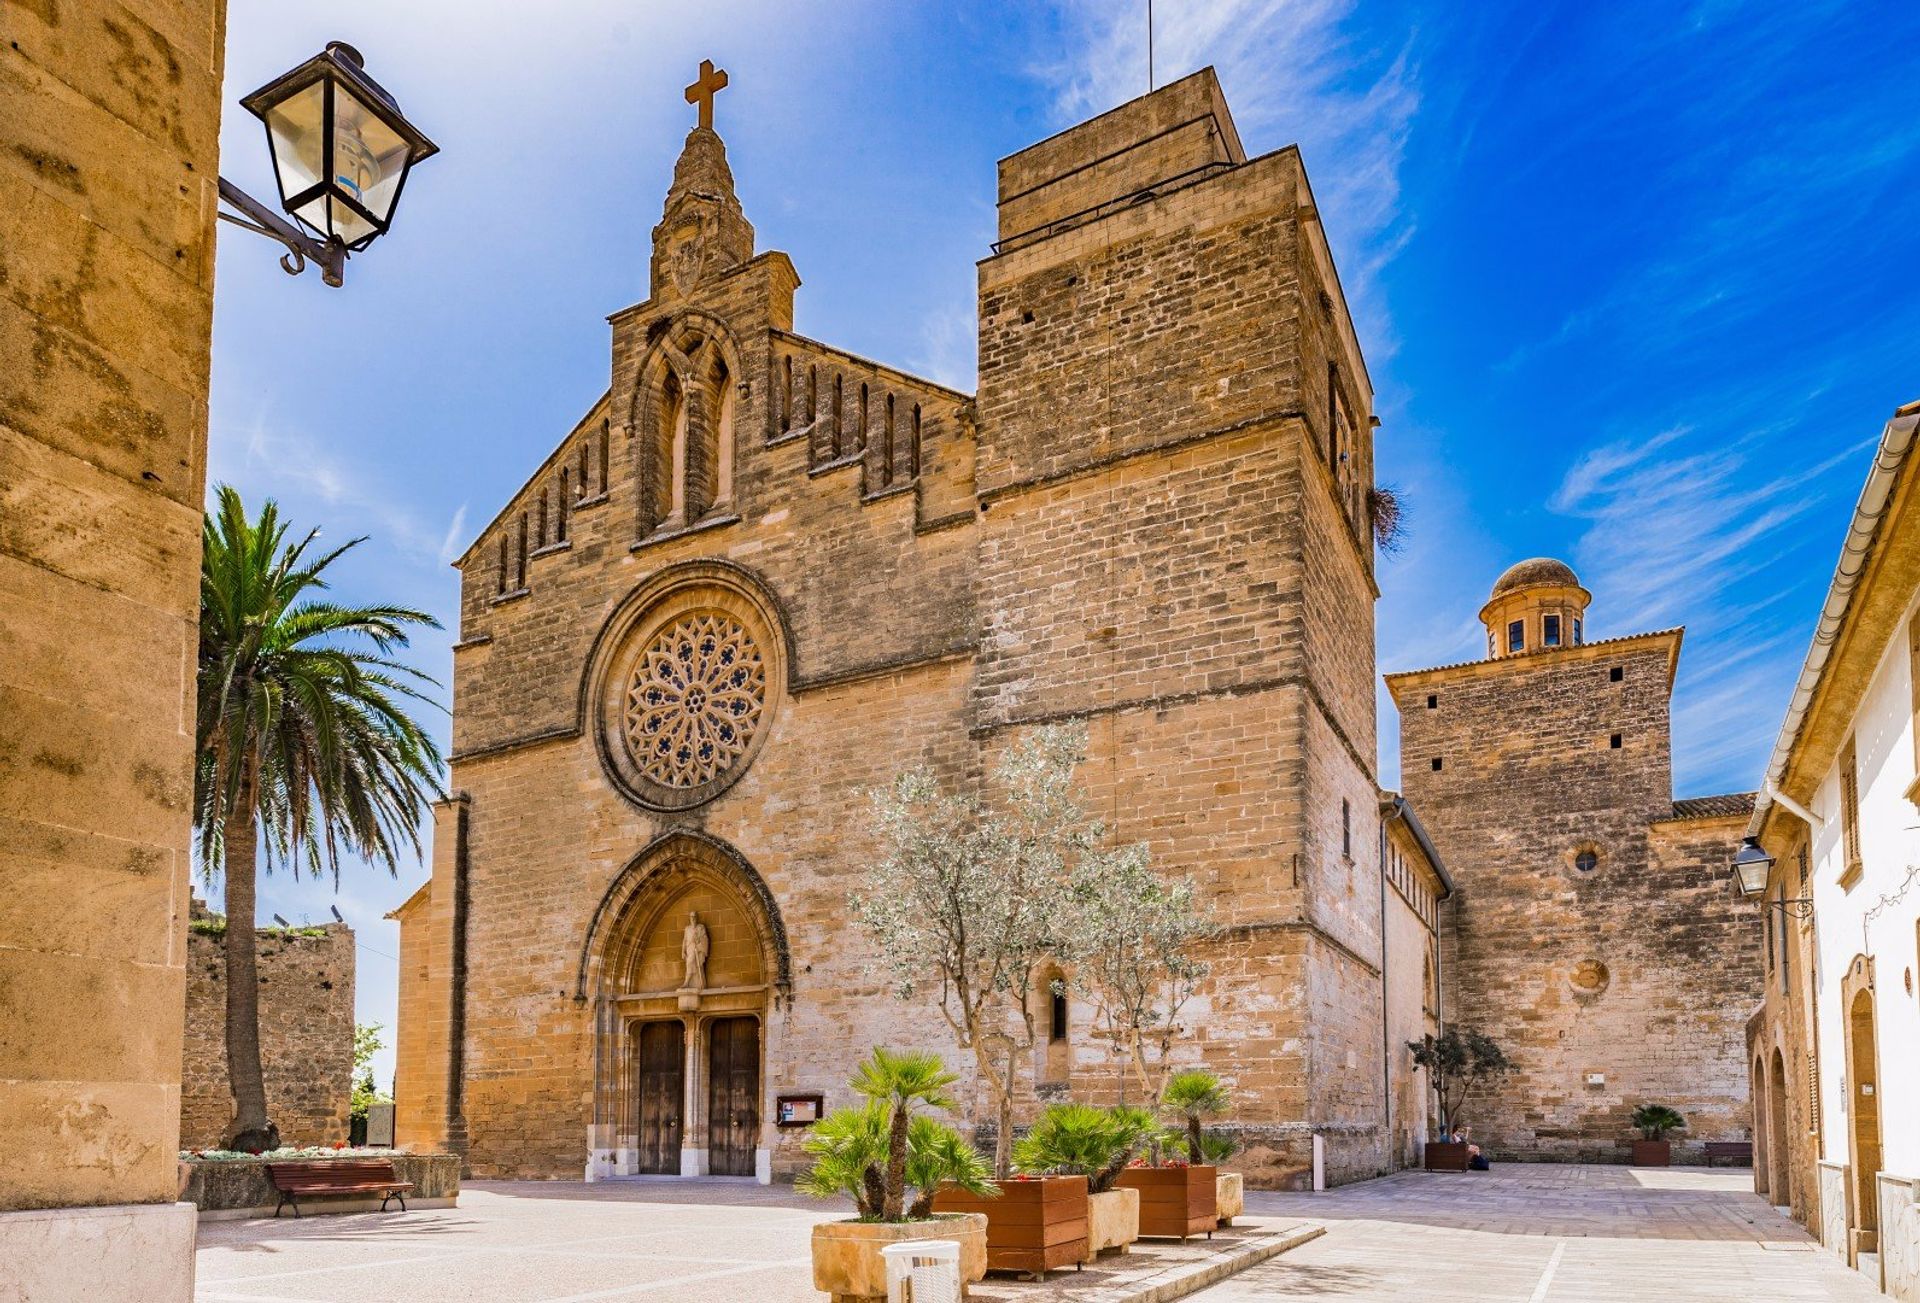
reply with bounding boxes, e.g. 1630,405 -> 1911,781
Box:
1479,558 -> 1591,658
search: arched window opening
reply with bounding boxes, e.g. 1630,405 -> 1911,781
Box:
880,392 -> 896,489
780,355 -> 793,433
557,468 -> 570,542
516,513 -> 529,589
831,373 -> 844,460
649,370 -> 688,531
536,489 -> 548,547
599,421 -> 611,496
909,404 -> 922,480
496,532 -> 508,595
711,359 -> 735,510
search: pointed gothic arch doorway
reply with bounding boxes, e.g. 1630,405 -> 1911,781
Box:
578,831 -> 791,1181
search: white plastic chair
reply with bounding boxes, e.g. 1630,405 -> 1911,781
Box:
880,1238 -> 961,1303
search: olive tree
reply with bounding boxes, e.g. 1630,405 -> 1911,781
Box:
1058,843 -> 1213,1105
853,724 -> 1098,1178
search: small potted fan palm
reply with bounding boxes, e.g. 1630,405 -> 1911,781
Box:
1115,1069 -> 1224,1240
803,1049 -> 997,1303
1630,1104 -> 1685,1168
1012,1103 -> 1157,1260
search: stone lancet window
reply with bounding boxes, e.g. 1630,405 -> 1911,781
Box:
909,403 -> 922,479
599,421 -> 611,496
536,489 -> 548,547
496,532 -> 508,595
557,469 -> 570,541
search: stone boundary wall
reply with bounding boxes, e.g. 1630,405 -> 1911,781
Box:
178,1153 -> 458,1219
181,899 -> 355,1148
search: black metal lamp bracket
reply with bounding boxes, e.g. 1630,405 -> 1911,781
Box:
216,176 -> 347,287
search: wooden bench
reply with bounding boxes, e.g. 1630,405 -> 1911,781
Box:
266,1159 -> 413,1218
1704,1141 -> 1753,1168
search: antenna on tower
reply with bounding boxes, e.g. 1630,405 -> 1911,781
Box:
1148,0 -> 1155,92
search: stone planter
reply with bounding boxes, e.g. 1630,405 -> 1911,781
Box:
1115,1165 -> 1217,1241
1424,1141 -> 1470,1172
811,1213 -> 987,1303
177,1153 -> 460,1220
1085,1187 -> 1139,1259
1632,1139 -> 1672,1167
934,1174 -> 1089,1278
1215,1171 -> 1244,1226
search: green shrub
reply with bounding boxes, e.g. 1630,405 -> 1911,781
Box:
1013,1103 -> 1159,1192
1631,1103 -> 1686,1140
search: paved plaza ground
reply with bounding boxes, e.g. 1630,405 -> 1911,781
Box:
1194,1164 -> 1881,1301
193,1165 -> 1881,1302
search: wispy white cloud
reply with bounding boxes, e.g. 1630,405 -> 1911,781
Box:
437,504 -> 470,566
210,409 -> 452,570
1548,403 -> 1871,793
1037,0 -> 1421,356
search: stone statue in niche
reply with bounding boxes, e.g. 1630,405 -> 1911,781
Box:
681,909 -> 709,990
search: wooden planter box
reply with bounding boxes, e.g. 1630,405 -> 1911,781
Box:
934,1175 -> 1088,1278
811,1213 -> 987,1303
1424,1141 -> 1470,1172
1631,1139 -> 1672,1167
1115,1165 -> 1217,1241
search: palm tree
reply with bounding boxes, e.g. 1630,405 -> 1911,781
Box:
195,486 -> 443,1148
1161,1069 -> 1231,1164
850,1047 -> 961,1220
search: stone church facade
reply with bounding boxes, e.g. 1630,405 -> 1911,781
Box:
393,67 -> 1429,1190
394,64 -> 1769,1185
1388,560 -> 1764,1163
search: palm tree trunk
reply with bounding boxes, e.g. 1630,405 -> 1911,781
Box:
883,1101 -> 909,1220
221,801 -> 272,1147
1187,1114 -> 1203,1164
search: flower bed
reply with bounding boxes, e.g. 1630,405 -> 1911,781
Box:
181,1145 -> 400,1162
178,1150 -> 460,1220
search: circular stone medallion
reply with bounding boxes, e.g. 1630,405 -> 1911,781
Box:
588,567 -> 785,813
622,612 -> 766,789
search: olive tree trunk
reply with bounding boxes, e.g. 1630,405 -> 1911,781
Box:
220,801 -> 272,1147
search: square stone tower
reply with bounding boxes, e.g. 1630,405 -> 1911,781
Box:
1387,561 -> 1762,1162
975,69 -> 1387,1185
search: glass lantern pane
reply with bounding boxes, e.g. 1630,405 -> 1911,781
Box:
263,80 -> 326,207
331,85 -> 412,227
328,193 -> 376,247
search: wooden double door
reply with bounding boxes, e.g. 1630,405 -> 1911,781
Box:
633,1016 -> 760,1177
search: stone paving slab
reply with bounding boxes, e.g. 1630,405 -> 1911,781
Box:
1187,1165 -> 1881,1302
968,1220 -> 1322,1302
192,1181 -> 1302,1303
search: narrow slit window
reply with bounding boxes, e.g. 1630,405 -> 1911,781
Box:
1431,757 -> 1444,771
1426,694 -> 1437,709
1049,988 -> 1068,1042
1342,798 -> 1352,857
1610,733 -> 1622,749
1610,666 -> 1623,682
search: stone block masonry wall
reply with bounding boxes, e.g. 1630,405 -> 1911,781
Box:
397,68 -> 1397,1192
1392,635 -> 1761,1162
180,901 -> 356,1149
0,0 -> 227,1221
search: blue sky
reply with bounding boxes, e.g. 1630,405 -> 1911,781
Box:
209,0 -> 1919,1089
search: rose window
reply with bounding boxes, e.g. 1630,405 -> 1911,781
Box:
622,613 -> 767,788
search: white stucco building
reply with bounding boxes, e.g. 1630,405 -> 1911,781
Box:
1745,398 -> 1920,1300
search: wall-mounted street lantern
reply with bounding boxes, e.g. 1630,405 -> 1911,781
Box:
1732,837 -> 1814,918
217,42 -> 438,288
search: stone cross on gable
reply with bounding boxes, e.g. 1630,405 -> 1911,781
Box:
684,59 -> 728,131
